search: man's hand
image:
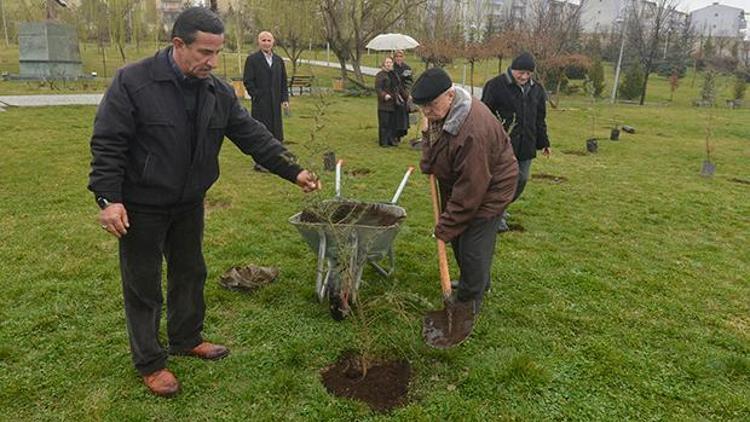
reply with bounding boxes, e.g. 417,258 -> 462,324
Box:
296,170 -> 321,193
421,115 -> 429,132
384,94 -> 391,101
99,203 -> 129,238
282,101 -> 289,111
542,146 -> 551,158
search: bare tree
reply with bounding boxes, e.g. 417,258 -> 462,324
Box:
625,0 -> 680,105
251,0 -> 319,77
319,0 -> 428,84
525,0 -> 583,85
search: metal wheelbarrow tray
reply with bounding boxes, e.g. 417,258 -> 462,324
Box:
289,162 -> 413,320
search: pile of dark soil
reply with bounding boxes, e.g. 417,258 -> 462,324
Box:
300,202 -> 402,226
321,352 -> 411,412
532,173 -> 568,184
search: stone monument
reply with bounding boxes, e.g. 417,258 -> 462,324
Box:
18,1 -> 83,80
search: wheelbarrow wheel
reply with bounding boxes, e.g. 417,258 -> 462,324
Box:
328,288 -> 349,321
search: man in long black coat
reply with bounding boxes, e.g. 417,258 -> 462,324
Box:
243,31 -> 288,142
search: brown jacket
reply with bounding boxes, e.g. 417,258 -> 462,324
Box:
420,87 -> 518,242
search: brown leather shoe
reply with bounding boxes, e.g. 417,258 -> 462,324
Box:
184,342 -> 230,360
142,369 -> 180,397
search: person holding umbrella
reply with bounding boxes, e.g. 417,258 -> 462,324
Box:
374,56 -> 408,148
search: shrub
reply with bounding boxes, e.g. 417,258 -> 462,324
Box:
564,64 -> 588,80
732,75 -> 746,101
619,61 -> 644,100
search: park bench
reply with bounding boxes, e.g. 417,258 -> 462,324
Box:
289,75 -> 314,96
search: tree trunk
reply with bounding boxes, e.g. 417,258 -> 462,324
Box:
469,60 -> 475,96
337,55 -> 348,81
639,55 -> 654,106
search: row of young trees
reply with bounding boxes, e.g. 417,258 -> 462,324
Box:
2,0 -> 748,103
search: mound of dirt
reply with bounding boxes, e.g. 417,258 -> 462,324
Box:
321,352 -> 411,412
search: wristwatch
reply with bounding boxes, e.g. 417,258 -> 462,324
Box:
96,196 -> 111,210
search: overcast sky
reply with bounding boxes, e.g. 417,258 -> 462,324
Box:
678,0 -> 750,13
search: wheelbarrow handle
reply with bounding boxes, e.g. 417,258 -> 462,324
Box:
390,166 -> 415,204
430,174 -> 452,299
335,159 -> 344,198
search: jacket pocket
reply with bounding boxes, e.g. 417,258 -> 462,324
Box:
141,153 -> 153,185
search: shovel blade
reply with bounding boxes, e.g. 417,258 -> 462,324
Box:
422,301 -> 475,349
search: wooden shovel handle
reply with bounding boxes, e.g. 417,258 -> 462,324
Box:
430,174 -> 452,298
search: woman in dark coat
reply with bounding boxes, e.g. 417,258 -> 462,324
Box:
374,56 -> 407,147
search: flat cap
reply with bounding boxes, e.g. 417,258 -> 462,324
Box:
511,52 -> 535,72
411,67 -> 453,105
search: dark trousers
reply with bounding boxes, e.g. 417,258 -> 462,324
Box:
512,159 -> 533,201
118,202 -> 206,375
378,110 -> 395,146
451,216 -> 501,303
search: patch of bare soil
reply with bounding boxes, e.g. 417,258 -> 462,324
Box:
507,223 -> 526,232
561,150 -> 587,156
300,202 -> 402,226
205,196 -> 231,212
346,168 -> 372,177
321,351 -> 411,412
532,173 -> 568,184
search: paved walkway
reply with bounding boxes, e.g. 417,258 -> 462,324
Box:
299,58 -> 484,98
0,60 -> 483,109
0,93 -> 103,108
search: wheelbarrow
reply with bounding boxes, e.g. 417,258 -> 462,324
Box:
289,160 -> 414,320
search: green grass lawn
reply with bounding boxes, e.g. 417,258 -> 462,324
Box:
0,73 -> 749,419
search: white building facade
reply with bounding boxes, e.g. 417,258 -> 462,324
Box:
690,2 -> 746,38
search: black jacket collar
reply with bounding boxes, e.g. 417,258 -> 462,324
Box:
150,48 -> 215,91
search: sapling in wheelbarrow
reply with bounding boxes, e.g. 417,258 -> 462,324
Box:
289,160 -> 414,320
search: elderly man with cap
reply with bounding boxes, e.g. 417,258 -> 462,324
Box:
481,52 -> 551,232
413,67 -> 518,313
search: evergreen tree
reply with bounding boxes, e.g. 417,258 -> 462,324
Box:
589,58 -> 606,97
700,70 -> 717,104
619,61 -> 644,100
732,74 -> 746,101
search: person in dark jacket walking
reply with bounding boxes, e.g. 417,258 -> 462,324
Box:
375,56 -> 408,147
88,7 -> 319,398
414,68 -> 518,313
393,50 -> 413,141
481,52 -> 551,232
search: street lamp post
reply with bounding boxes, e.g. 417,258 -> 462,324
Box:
610,17 -> 627,104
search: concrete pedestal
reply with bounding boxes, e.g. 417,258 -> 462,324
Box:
18,22 -> 83,80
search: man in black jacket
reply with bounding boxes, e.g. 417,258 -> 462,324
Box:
88,7 -> 319,397
481,52 -> 551,232
243,31 -> 288,142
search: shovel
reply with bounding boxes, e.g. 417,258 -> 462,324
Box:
422,174 -> 475,349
